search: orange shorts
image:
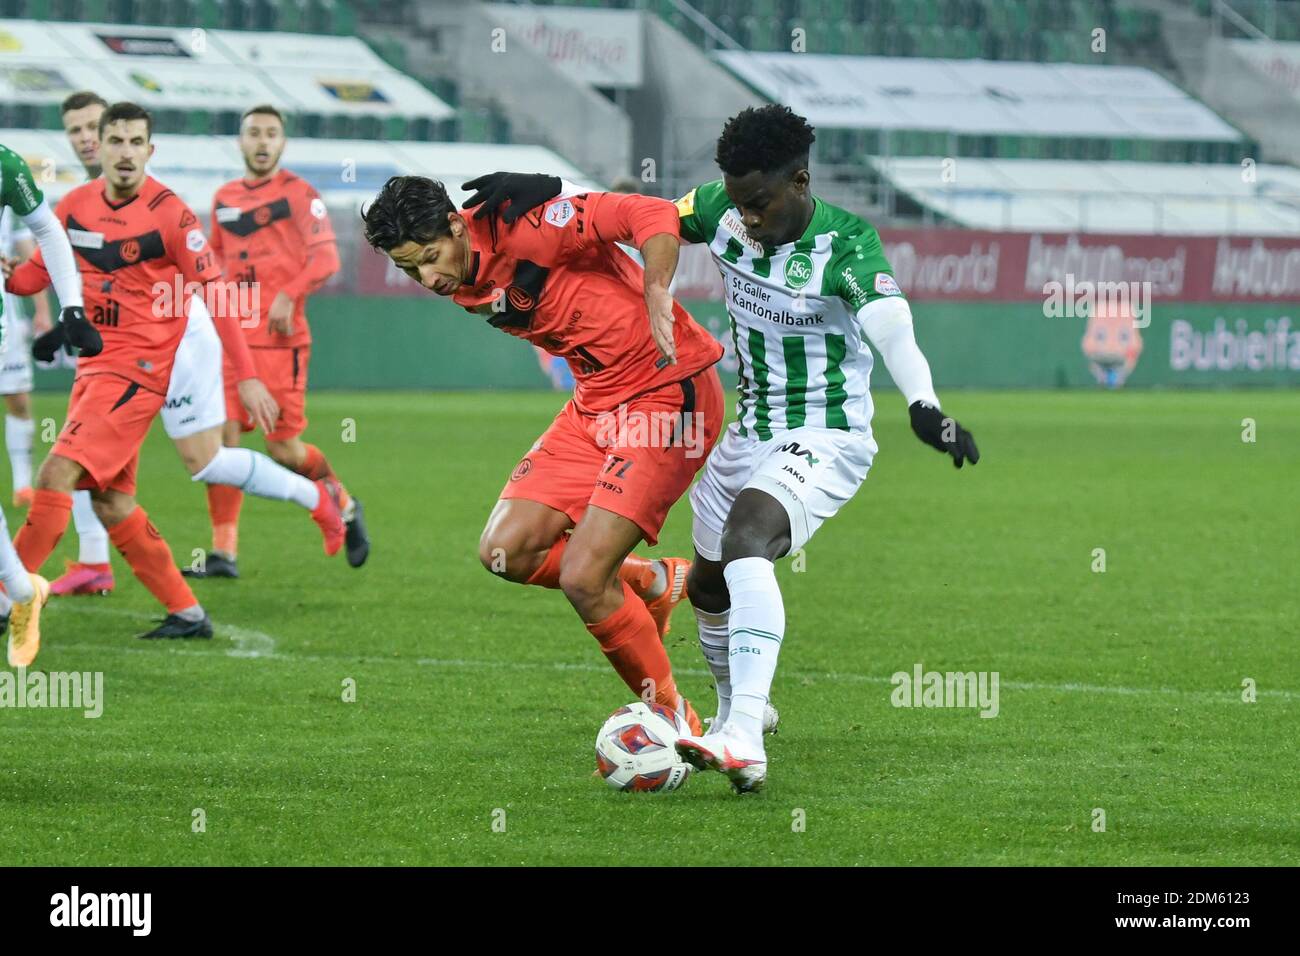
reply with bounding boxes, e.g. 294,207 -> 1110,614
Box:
225,345 -> 309,442
55,372 -> 165,495
500,366 -> 724,545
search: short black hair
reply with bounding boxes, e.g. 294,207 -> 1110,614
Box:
715,105 -> 816,178
99,101 -> 152,139
241,103 -> 285,126
61,91 -> 108,115
362,176 -> 457,251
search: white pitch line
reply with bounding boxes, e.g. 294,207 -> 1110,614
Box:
31,610 -> 1300,705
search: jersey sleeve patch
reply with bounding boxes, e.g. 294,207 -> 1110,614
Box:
544,199 -> 575,227
874,273 -> 901,296
186,228 -> 207,252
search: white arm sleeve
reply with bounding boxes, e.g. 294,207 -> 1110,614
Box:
20,200 -> 82,309
557,178 -> 586,199
858,296 -> 940,408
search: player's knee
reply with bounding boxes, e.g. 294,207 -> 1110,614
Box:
35,456 -> 79,493
687,558 -> 728,611
266,443 -> 297,468
90,495 -> 132,527
477,534 -> 531,583
720,524 -> 790,565
557,552 -> 611,612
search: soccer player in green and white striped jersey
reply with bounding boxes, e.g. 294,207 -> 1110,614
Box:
457,106 -> 980,791
666,106 -> 979,792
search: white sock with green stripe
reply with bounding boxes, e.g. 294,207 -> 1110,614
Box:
695,606 -> 732,726
723,556 -> 785,745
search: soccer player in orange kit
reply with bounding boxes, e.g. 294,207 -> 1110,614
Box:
191,104 -> 369,578
362,176 -> 724,733
6,101 -> 288,654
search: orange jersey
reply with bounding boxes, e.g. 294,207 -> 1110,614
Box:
210,169 -> 338,348
452,191 -> 724,414
28,176 -> 220,394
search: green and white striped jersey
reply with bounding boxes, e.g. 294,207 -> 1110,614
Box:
676,180 -> 902,439
0,145 -> 45,340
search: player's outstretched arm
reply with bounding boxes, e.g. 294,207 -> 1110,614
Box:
460,171 -> 582,223
19,202 -> 101,358
859,295 -> 979,469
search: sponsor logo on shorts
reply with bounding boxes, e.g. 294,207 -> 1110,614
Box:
510,458 -> 531,481
164,395 -> 193,409
777,441 -> 820,466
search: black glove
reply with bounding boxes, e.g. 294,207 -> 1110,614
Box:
909,401 -> 980,469
59,306 -> 103,358
461,172 -> 562,224
32,323 -> 67,363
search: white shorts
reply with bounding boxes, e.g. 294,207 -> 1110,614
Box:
162,299 -> 225,440
0,317 -> 33,394
690,422 -> 878,561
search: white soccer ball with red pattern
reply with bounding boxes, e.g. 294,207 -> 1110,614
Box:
594,701 -> 690,792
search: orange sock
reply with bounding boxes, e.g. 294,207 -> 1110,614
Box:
206,484 -> 242,556
14,488 -> 74,572
524,535 -> 568,588
298,444 -> 334,482
586,581 -> 679,707
109,507 -> 198,614
619,554 -> 658,599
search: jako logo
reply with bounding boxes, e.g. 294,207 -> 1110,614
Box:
777,441 -> 819,466
50,886 -> 151,936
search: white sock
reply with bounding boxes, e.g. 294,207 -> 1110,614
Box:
723,557 -> 785,744
0,508 -> 32,603
695,605 -> 732,726
72,490 -> 110,565
195,446 -> 319,510
4,414 -> 33,491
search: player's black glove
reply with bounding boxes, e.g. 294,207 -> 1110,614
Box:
31,323 -> 67,363
909,400 -> 980,469
461,172 -> 562,224
58,306 -> 103,358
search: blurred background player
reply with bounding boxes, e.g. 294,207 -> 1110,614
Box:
14,92 -> 347,596
363,175 -> 723,733
5,101 -> 317,657
190,104 -> 369,579
0,140 -> 94,665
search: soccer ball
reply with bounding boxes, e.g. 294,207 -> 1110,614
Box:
594,701 -> 690,792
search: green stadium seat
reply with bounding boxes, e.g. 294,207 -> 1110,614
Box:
458,109 -> 491,143
195,0 -> 221,28
277,0 -> 306,32
38,102 -> 63,130
383,115 -> 407,140
186,108 -> 210,135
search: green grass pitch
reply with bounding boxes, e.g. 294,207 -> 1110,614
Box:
1,388 -> 1295,866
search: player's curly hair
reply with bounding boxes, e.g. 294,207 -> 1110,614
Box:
361,176 -> 457,251
715,105 -> 816,178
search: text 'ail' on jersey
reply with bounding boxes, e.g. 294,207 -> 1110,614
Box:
50,176 -> 217,394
